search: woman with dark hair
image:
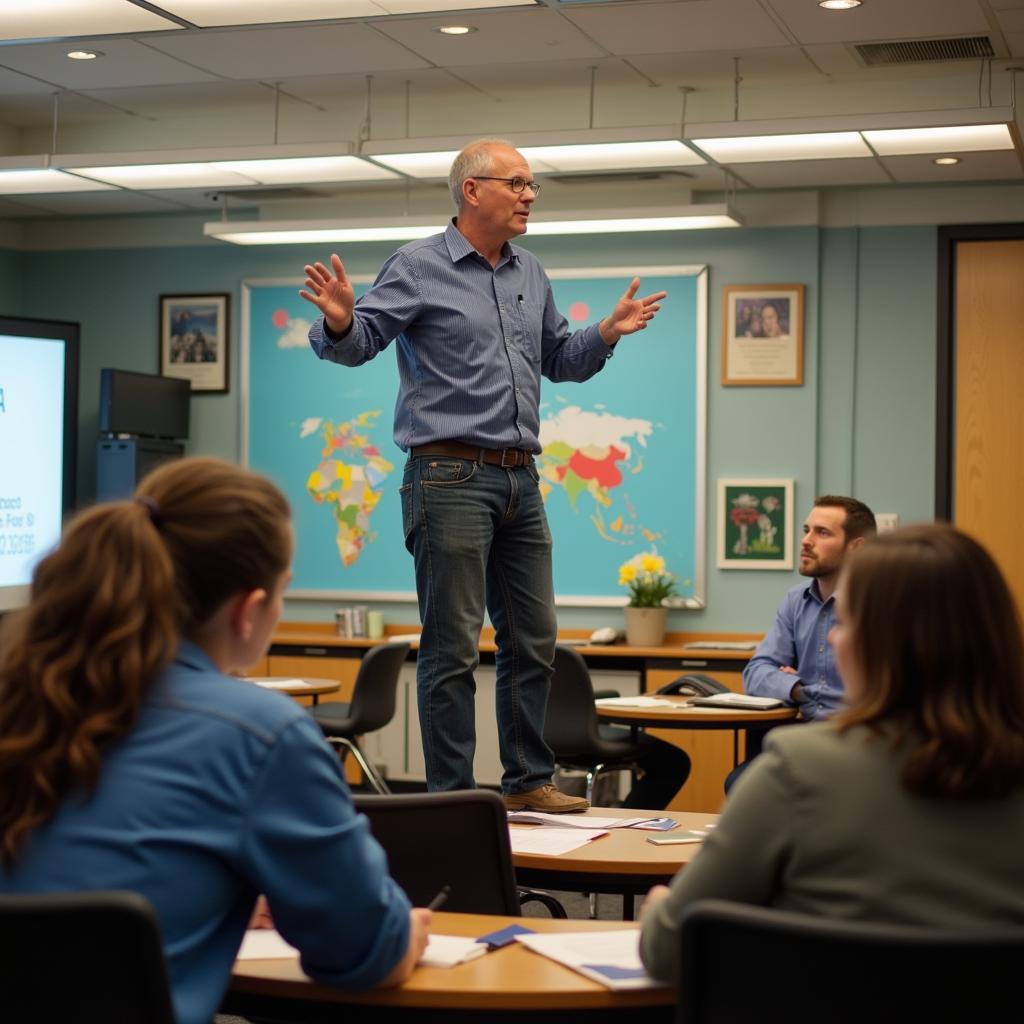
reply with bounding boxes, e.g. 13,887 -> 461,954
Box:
640,523 -> 1024,982
0,457 -> 428,1024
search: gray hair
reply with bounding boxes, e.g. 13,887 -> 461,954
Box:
448,138 -> 515,209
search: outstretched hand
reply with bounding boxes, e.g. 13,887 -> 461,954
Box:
599,278 -> 667,346
299,253 -> 355,335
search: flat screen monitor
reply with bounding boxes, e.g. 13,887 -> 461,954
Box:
0,316 -> 79,612
99,368 -> 190,440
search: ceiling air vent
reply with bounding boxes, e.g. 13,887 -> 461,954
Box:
856,36 -> 995,66
547,170 -> 694,186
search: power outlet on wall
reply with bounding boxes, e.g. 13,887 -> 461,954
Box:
876,513 -> 899,534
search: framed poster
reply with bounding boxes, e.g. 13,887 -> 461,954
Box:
160,293 -> 230,393
721,284 -> 804,386
717,478 -> 794,570
242,265 -> 708,606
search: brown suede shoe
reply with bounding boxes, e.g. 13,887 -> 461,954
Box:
503,784 -> 589,814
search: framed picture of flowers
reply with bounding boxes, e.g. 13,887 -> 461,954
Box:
716,478 -> 794,570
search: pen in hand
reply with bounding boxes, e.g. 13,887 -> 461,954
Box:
426,885 -> 451,911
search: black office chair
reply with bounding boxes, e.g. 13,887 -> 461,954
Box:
546,644 -> 647,806
311,640 -> 410,794
354,790 -> 566,917
677,898 -> 1024,1024
0,889 -> 175,1024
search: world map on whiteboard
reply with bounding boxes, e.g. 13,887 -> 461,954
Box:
244,266 -> 703,603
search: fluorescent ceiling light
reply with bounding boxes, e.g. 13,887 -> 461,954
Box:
863,124 -> 1013,155
70,162 -> 262,189
204,205 -> 742,245
0,1 -> 177,42
0,169 -> 115,194
693,132 -> 869,163
367,150 -> 459,178
521,140 -> 704,172
212,156 -> 399,184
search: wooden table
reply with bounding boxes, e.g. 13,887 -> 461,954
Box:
596,696 -> 797,769
245,676 -> 342,706
511,806 -> 716,921
226,911 -> 672,1023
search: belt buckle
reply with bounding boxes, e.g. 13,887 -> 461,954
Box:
500,448 -> 518,468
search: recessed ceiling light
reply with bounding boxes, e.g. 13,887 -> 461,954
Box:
818,0 -> 862,9
67,50 -> 103,60
933,156 -> 961,166
435,25 -> 476,35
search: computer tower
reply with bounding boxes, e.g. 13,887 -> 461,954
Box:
96,438 -> 185,501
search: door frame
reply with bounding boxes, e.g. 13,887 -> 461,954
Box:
935,222 -> 1024,519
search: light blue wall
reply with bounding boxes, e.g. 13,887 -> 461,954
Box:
14,222 -> 937,632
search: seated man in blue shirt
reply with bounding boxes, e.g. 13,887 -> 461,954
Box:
726,495 -> 876,790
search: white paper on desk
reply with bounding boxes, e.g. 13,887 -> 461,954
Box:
593,696 -> 677,708
419,934 -> 488,968
515,931 -> 662,991
507,812 -> 652,830
508,827 -> 608,856
237,929 -> 299,960
248,677 -> 309,691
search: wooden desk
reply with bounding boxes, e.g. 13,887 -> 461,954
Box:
511,806 -> 715,920
596,696 -> 797,769
245,676 -> 341,706
226,911 -> 672,1023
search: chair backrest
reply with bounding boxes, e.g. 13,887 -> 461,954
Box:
0,889 -> 175,1024
354,790 -> 521,915
677,898 -> 1024,1024
544,644 -> 603,759
346,640 -> 411,734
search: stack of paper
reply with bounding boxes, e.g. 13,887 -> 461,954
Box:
516,931 -> 664,990
594,696 -> 678,708
507,811 -> 656,829
419,934 -> 488,968
237,929 -> 299,960
689,692 -> 783,709
507,827 -> 609,856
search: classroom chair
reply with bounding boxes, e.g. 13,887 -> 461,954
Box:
676,898 -> 1024,1024
354,790 -> 566,917
545,644 -> 646,805
311,640 -> 411,794
0,889 -> 175,1023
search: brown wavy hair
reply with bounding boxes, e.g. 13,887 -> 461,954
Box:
835,523 -> 1024,799
0,457 -> 291,866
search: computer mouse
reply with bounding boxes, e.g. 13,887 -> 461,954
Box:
589,626 -> 621,645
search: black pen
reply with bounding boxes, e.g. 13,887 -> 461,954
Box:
426,885 -> 451,911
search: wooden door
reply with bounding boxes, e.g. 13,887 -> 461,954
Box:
954,239 -> 1024,616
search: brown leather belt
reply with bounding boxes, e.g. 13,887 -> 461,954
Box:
411,441 -> 535,468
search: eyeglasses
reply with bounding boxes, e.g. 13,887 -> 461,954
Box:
472,176 -> 542,196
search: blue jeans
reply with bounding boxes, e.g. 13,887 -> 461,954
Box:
400,455 -> 557,793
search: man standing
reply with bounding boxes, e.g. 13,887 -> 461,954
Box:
301,139 -> 666,812
726,496 -> 876,790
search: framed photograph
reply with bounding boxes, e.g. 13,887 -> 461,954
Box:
721,284 -> 804,386
160,293 -> 230,394
717,478 -> 794,570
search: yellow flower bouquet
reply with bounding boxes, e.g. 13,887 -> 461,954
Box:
618,551 -> 677,608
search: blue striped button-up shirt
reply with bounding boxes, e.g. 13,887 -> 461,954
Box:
308,219 -> 612,453
742,578 -> 843,720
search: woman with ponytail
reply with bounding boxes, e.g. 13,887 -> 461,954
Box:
0,458 -> 428,1024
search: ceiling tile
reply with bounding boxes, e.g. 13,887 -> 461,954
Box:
0,66 -> 57,96
734,157 -> 891,188
143,24 -> 430,79
157,0 -> 386,25
373,9 -> 606,65
0,0 -> 178,42
561,0 -> 789,55
996,9 -> 1024,30
882,150 -> 1023,183
629,47 -> 824,88
0,39 -> 220,90
766,0 -> 989,45
78,80 -> 277,118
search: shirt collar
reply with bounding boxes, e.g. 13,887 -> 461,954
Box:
801,577 -> 833,607
173,638 -> 220,674
444,217 -> 519,266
